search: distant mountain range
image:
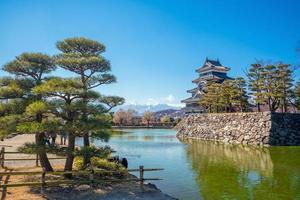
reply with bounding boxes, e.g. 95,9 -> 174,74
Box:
113,103 -> 184,115
154,109 -> 185,118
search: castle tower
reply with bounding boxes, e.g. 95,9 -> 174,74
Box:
182,58 -> 233,113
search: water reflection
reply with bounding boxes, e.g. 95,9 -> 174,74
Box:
182,139 -> 300,200
84,129 -> 300,199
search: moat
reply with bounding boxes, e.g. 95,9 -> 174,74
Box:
77,129 -> 300,200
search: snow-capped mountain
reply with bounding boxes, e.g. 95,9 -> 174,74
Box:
112,103 -> 183,115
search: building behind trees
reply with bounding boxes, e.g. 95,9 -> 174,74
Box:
182,58 -> 233,113
182,58 -> 299,114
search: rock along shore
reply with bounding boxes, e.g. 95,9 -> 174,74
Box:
175,112 -> 300,146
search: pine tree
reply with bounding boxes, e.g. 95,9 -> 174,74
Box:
200,83 -> 222,113
33,78 -> 83,171
1,53 -> 56,171
232,77 -> 248,112
33,77 -> 124,171
219,80 -> 236,112
261,64 -> 280,112
276,63 -> 293,112
55,37 -> 117,166
247,62 -> 294,113
247,63 -> 265,112
200,79 -> 248,113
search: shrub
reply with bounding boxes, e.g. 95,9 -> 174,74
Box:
74,145 -> 114,158
74,156 -> 127,175
18,142 -> 67,156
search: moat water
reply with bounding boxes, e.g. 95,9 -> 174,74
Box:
81,129 -> 300,200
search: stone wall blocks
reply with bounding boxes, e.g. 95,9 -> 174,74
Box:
175,112 -> 300,146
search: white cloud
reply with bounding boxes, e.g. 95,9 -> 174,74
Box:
161,94 -> 175,104
125,94 -> 185,108
126,100 -> 138,105
146,98 -> 160,106
147,94 -> 184,108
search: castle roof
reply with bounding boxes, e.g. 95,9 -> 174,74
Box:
192,74 -> 225,83
187,87 -> 198,93
205,58 -> 222,66
196,58 -> 230,73
181,96 -> 201,103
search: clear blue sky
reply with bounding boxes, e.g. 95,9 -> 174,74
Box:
0,0 -> 299,106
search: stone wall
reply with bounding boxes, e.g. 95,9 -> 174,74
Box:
175,112 -> 300,146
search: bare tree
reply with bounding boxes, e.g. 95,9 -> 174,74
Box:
113,109 -> 137,126
160,115 -> 171,123
142,111 -> 154,127
125,109 -> 136,125
113,109 -> 127,126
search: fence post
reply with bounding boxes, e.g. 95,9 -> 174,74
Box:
89,166 -> 94,190
139,165 -> 144,189
36,154 -> 39,167
1,185 -> 7,200
0,148 -> 2,168
41,169 -> 46,196
1,147 -> 5,168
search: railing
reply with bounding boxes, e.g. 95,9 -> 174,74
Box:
0,166 -> 163,196
0,147 -> 164,198
0,147 -> 66,168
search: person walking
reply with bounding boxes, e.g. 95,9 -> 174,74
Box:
44,132 -> 51,147
50,131 -> 57,146
60,129 -> 67,145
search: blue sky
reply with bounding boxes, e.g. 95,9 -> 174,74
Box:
0,0 -> 299,106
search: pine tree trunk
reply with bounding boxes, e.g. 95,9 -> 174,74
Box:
80,80 -> 91,167
83,133 -> 90,167
271,100 -> 279,113
35,133 -> 53,172
283,80 -> 287,113
283,99 -> 287,113
257,103 -> 261,112
64,134 -> 75,171
82,89 -> 91,167
268,98 -> 272,112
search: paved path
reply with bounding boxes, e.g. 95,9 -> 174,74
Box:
0,134 -> 65,168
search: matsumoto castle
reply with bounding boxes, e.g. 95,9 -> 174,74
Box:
182,58 -> 233,113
